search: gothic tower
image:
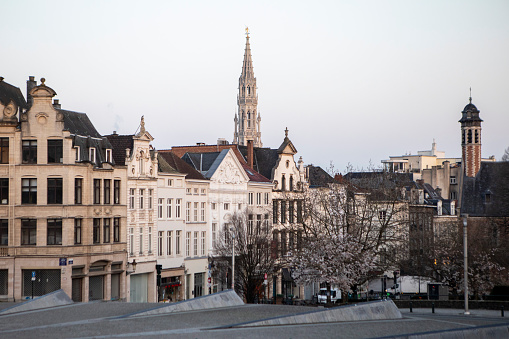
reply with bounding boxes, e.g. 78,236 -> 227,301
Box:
234,28 -> 262,147
459,92 -> 482,177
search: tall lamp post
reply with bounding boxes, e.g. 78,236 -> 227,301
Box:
463,215 -> 470,315
231,227 -> 235,291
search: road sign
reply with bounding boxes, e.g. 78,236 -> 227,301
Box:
31,271 -> 36,281
59,258 -> 67,266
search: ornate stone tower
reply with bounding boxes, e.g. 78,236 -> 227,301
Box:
234,28 -> 262,147
459,92 -> 482,177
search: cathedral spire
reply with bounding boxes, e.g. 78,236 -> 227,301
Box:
234,28 -> 262,148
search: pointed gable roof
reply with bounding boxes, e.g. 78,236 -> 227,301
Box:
277,128 -> 298,154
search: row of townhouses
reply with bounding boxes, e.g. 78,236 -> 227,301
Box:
1,31 -> 507,303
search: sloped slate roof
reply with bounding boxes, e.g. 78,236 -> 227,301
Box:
61,109 -> 102,138
307,165 -> 334,188
158,151 -> 206,180
203,150 -> 229,179
0,79 -> 27,109
182,152 -> 222,174
461,162 -> 509,217
157,153 -> 179,174
105,134 -> 134,166
237,145 -> 279,180
277,136 -> 297,154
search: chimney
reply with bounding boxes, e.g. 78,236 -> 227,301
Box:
53,99 -> 61,109
247,139 -> 254,169
27,76 -> 37,108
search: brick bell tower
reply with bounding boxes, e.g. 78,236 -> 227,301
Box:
459,90 -> 483,177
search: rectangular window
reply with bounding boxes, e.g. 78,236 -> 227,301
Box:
167,198 -> 172,219
248,192 -> 254,205
450,176 -> 457,185
167,231 -> 172,255
148,189 -> 153,209
256,192 -> 262,205
114,180 -> 120,204
212,223 -> 217,249
297,200 -> 303,223
139,189 -> 144,209
248,214 -> 254,235
22,140 -> 37,164
186,232 -> 191,257
289,201 -> 294,223
186,202 -> 191,222
89,147 -> 96,163
139,227 -> 143,254
103,218 -> 110,243
273,200 -> 278,223
75,146 -> 80,161
167,179 -> 173,187
193,231 -> 198,256
264,214 -> 269,233
113,218 -> 120,242
281,201 -> 286,223
158,231 -> 163,256
194,188 -> 199,195
129,188 -> 135,209
47,219 -> 62,245
201,231 -> 206,256
148,227 -> 152,254
186,188 -> 191,195
201,202 -> 205,222
22,178 -> 37,204
264,192 -> 269,205
104,179 -> 111,204
93,218 -> 101,244
194,202 -> 198,222
256,214 -> 262,234
211,203 -> 216,210
0,138 -> 8,164
176,199 -> 181,218
201,188 -> 206,195
156,198 -> 163,219
93,179 -> 101,204
224,203 -> 229,210
129,228 -> 134,255
0,178 -> 8,205
0,219 -> 8,245
47,178 -> 63,204
47,139 -> 63,163
21,219 -> 36,245
176,230 -> 181,255
75,178 -> 82,204
74,218 -> 82,245
105,149 -> 112,163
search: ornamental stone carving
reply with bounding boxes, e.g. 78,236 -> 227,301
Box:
217,159 -> 242,184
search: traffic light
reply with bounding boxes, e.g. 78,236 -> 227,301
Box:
156,264 -> 162,275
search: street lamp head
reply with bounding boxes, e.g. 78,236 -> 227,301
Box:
463,214 -> 468,227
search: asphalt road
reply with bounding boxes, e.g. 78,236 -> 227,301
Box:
0,303 -> 508,338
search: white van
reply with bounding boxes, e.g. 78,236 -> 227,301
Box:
317,288 -> 341,304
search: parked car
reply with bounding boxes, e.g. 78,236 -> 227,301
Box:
317,288 -> 341,304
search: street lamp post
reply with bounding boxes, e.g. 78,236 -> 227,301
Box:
231,228 -> 235,291
463,215 -> 470,315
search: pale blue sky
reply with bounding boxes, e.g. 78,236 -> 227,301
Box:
2,0 -> 508,172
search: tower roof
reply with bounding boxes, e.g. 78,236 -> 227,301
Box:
459,96 -> 482,123
241,30 -> 255,80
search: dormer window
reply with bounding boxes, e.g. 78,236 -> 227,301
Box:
75,146 -> 80,162
106,149 -> 112,163
89,147 -> 96,163
485,193 -> 492,203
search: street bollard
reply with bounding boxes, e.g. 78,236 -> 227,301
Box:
502,306 -> 504,317
410,301 -> 412,313
432,302 -> 435,314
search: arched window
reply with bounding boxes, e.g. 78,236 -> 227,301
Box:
247,86 -> 250,96
281,174 -> 286,191
467,130 -> 472,144
475,130 -> 479,143
289,175 -> 293,191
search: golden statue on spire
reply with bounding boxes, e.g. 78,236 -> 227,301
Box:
245,26 -> 249,37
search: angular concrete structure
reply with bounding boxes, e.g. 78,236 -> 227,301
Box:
236,299 -> 402,327
129,290 -> 244,317
0,289 -> 73,315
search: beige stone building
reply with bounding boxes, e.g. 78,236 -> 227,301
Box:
106,118 -> 158,302
0,77 -> 127,302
